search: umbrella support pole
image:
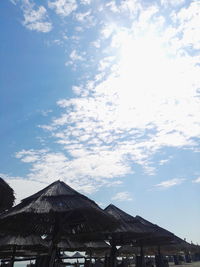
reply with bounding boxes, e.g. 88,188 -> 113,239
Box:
49,247 -> 57,267
9,245 -> 16,267
155,246 -> 165,267
109,239 -> 117,267
136,245 -> 146,267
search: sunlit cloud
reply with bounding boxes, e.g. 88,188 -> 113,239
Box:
155,178 -> 186,189
6,0 -> 200,194
192,177 -> 200,184
80,0 -> 91,5
111,191 -> 133,201
161,0 -> 185,7
22,1 -> 52,32
48,0 -> 77,17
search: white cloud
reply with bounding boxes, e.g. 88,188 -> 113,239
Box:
22,2 -> 52,32
106,1 -> 119,13
111,191 -> 133,201
155,178 -> 186,189
15,149 -> 48,163
91,40 -> 101,48
75,10 -> 92,23
192,177 -> 200,183
161,0 -> 185,7
80,0 -> 91,5
40,109 -> 53,116
8,1 -> 200,194
171,2 -> 200,50
9,0 -> 18,5
13,148 -> 129,194
119,0 -> 141,15
159,157 -> 173,165
101,24 -> 116,39
48,0 -> 77,17
65,49 -> 85,67
70,49 -> 85,61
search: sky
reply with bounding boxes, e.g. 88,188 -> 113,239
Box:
0,0 -> 200,244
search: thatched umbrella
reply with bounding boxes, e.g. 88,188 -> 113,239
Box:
0,235 -> 49,266
134,216 -> 177,246
104,204 -> 153,267
0,181 -> 117,266
104,205 -> 152,245
0,178 -> 15,213
133,216 -> 179,267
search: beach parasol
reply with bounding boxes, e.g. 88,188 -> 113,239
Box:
133,216 -> 179,267
104,204 -> 152,245
104,204 -> 153,267
0,178 -> 15,213
0,180 -> 117,266
134,216 -> 177,246
0,234 -> 49,266
0,181 -> 117,235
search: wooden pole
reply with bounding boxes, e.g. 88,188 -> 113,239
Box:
109,239 -> 117,267
9,245 -> 16,267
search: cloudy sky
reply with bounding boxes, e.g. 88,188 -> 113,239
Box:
1,0 -> 200,243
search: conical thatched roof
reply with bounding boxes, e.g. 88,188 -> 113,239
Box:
133,215 -> 177,246
0,178 -> 15,213
104,204 -> 151,245
0,180 -> 117,237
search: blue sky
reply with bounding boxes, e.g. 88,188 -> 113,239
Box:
0,0 -> 200,244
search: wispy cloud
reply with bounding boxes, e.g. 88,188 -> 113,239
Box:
155,178 -> 186,189
22,1 -> 52,32
161,0 -> 185,7
111,191 -> 133,201
48,0 -> 77,17
80,0 -> 91,5
7,0 -> 200,195
192,177 -> 200,183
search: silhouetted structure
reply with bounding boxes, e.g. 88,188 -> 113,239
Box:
0,180 -> 117,266
0,178 -> 15,213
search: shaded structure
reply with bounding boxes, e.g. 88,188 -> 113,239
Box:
0,178 -> 15,213
131,216 -> 180,267
0,235 -> 48,267
134,216 -> 177,246
0,181 -> 117,266
105,205 -> 179,267
104,204 -> 153,267
104,204 -> 152,245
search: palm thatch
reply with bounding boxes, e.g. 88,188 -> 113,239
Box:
57,238 -> 110,252
0,180 -> 117,237
133,216 -> 177,247
104,204 -> 152,245
0,178 -> 15,213
0,235 -> 49,252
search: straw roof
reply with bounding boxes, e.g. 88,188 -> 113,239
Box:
133,216 -> 177,246
0,178 -> 15,213
0,181 -> 117,237
0,235 -> 49,259
0,235 -> 48,250
57,238 -> 110,252
104,204 -> 151,245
